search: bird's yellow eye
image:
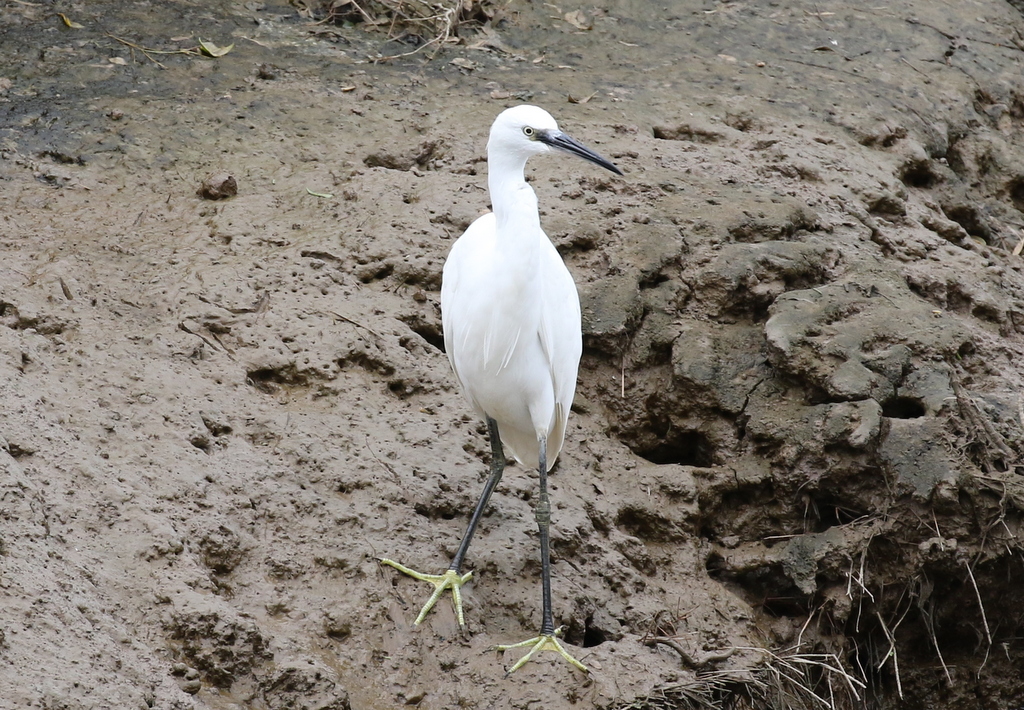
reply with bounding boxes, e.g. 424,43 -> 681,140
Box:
523,126 -> 535,138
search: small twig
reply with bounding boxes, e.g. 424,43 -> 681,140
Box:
795,605 -> 818,648
106,34 -> 173,68
906,17 -> 957,41
900,56 -> 927,76
328,310 -> 383,340
643,636 -> 735,668
848,547 -> 875,602
875,611 -> 904,699
917,579 -> 953,687
1012,230 -> 1024,256
199,291 -> 270,315
179,320 -> 222,353
106,34 -> 197,55
366,435 -> 400,483
964,561 -> 992,646
58,277 -> 74,300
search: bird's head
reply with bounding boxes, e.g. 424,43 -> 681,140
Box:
488,105 -> 622,175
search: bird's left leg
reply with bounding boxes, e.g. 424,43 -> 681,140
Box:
496,437 -> 588,674
381,417 -> 506,626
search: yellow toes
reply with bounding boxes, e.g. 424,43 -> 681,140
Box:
496,627 -> 588,674
380,559 -> 473,626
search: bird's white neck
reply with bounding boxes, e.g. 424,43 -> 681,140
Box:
487,149 -> 542,240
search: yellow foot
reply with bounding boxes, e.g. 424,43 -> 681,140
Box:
379,559 -> 473,626
497,627 -> 589,675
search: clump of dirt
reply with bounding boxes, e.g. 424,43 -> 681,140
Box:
1,0 -> 1024,709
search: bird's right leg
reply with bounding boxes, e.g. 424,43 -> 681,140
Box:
381,417 -> 506,626
496,436 -> 588,674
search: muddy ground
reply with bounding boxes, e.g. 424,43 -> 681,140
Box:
2,0 -> 1024,708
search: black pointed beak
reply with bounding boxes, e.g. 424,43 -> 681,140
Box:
537,129 -> 623,176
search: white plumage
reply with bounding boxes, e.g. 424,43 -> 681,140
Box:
441,121 -> 582,470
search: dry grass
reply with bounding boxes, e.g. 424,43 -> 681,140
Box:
296,0 -> 499,59
618,646 -> 865,710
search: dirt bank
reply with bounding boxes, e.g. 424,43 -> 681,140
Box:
1,1 -> 1023,708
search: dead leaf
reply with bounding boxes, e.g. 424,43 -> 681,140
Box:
57,13 -> 84,29
564,10 -> 592,30
717,53 -> 737,62
108,57 -> 127,65
199,39 -> 234,58
490,89 -> 512,99
340,85 -> 356,92
1013,231 -> 1024,256
568,91 -> 597,104
532,55 -> 546,63
464,24 -> 513,54
450,57 -> 477,70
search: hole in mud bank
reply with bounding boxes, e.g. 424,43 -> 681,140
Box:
413,499 -> 461,520
721,298 -> 773,325
942,204 -> 990,242
758,595 -> 811,618
1009,176 -> 1024,212
881,396 -> 926,419
387,378 -> 420,398
556,230 -> 598,254
399,316 -> 445,353
246,367 -> 304,394
899,160 -> 940,189
565,615 -> 610,648
697,480 -> 783,541
944,286 -> 973,315
615,506 -> 685,542
633,428 -> 715,467
357,262 -> 394,283
583,623 -> 607,648
810,496 -> 871,531
705,553 -> 810,617
639,272 -> 670,290
972,302 -> 1003,324
7,441 -> 34,459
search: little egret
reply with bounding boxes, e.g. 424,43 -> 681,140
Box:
382,105 -> 622,674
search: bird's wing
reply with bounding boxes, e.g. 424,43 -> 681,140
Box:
441,213 -> 511,396
536,238 -> 583,463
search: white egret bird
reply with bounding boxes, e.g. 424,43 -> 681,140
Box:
382,105 -> 622,674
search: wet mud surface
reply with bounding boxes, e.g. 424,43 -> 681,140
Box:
2,1 -> 1024,708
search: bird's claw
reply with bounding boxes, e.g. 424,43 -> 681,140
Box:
496,627 -> 589,675
379,559 -> 473,626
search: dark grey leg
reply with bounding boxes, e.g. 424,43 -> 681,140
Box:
535,437 -> 556,636
496,435 -> 588,673
450,417 -> 505,573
